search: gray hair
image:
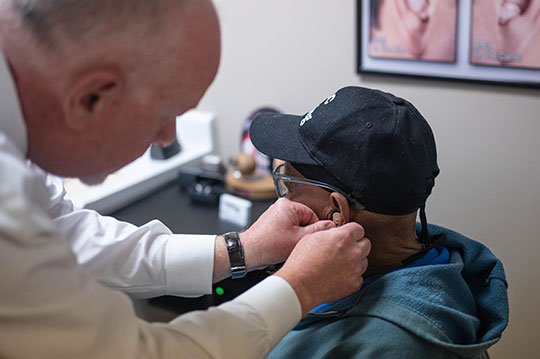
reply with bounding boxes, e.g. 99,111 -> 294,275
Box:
10,0 -> 165,47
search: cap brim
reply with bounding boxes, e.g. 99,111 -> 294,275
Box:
249,112 -> 319,165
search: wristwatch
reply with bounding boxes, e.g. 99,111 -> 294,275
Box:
223,232 -> 247,279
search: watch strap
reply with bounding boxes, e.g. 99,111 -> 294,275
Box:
223,232 -> 247,279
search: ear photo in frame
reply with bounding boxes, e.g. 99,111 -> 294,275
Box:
369,0 -> 458,63
470,0 -> 540,70
357,0 -> 540,88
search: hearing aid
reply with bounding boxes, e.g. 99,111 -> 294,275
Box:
499,0 -> 528,25
407,0 -> 429,21
332,212 -> 342,226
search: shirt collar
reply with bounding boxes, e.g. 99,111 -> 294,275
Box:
0,46 -> 28,155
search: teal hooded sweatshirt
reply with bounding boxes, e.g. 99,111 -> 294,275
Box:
268,224 -> 509,359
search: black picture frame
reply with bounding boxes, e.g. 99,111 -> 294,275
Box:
357,0 -> 540,89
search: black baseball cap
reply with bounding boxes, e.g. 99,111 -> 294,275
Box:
249,86 -> 440,217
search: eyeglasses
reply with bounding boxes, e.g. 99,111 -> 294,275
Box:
271,163 -> 364,209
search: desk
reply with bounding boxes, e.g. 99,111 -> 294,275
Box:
111,180 -> 275,321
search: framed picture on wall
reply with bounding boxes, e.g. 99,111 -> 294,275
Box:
357,0 -> 540,88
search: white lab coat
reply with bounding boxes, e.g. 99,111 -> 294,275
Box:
0,49 -> 300,358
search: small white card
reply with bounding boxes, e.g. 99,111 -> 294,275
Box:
219,193 -> 253,227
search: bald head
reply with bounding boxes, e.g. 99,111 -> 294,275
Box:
10,0 -> 166,47
2,0 -> 201,62
0,0 -> 220,179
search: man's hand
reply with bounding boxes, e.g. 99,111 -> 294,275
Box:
240,198 -> 335,270
275,223 -> 371,316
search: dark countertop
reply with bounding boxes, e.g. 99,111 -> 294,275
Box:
111,180 -> 275,318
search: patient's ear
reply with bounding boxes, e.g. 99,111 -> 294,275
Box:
329,192 -> 350,227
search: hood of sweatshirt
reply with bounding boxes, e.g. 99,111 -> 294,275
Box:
271,224 -> 508,358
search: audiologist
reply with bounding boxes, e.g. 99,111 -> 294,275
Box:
0,1 -> 370,358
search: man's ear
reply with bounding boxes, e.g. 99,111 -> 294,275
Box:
329,192 -> 350,227
62,70 -> 123,131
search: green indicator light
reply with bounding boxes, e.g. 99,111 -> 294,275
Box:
215,287 -> 225,296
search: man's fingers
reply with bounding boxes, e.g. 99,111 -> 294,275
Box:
287,199 -> 320,226
301,220 -> 335,235
358,238 -> 372,257
336,222 -> 366,242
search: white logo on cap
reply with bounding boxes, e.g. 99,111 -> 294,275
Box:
300,93 -> 337,127
324,94 -> 336,105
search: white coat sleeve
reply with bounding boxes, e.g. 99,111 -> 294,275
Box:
40,169 -> 215,299
0,158 -> 302,359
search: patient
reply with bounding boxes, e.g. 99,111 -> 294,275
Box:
249,86 -> 509,359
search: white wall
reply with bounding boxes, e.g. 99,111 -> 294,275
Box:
199,1 -> 540,357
